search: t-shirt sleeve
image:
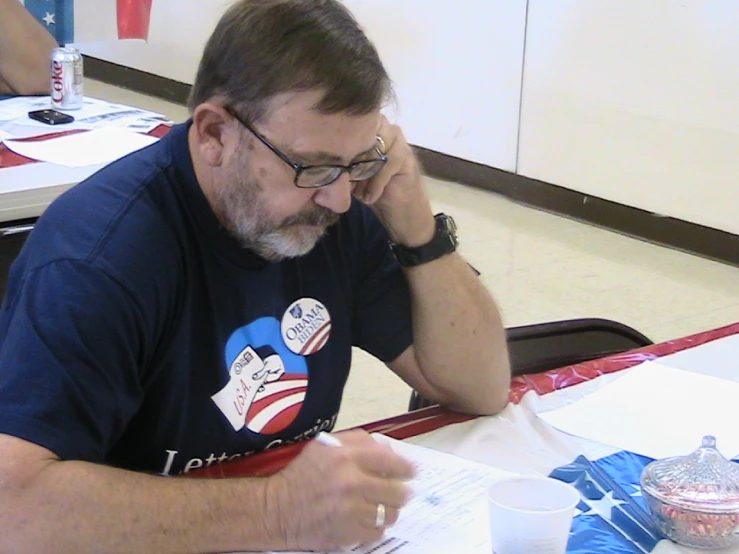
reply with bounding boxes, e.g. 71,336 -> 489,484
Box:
350,208 -> 413,363
0,259 -> 146,462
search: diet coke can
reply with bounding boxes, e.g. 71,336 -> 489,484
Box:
50,47 -> 84,110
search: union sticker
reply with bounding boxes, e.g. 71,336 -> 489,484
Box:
281,298 -> 332,355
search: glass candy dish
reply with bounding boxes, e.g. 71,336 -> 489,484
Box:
641,436 -> 739,549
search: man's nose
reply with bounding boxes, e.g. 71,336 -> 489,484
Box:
312,172 -> 352,214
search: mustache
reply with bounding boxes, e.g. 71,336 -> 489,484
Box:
282,208 -> 340,228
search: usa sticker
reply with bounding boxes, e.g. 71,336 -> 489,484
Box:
211,345 -> 266,432
281,298 -> 332,355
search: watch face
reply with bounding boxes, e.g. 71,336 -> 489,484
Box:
438,213 -> 456,232
437,214 -> 458,244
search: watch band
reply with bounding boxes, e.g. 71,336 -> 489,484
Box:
389,213 -> 458,268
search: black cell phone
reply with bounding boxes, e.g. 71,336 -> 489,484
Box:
27,109 -> 75,125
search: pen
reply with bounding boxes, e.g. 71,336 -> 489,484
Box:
316,431 -> 343,448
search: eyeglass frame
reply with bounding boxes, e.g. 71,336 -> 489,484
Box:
223,106 -> 388,189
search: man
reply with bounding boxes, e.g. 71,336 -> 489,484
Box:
0,0 -> 58,96
0,0 -> 510,551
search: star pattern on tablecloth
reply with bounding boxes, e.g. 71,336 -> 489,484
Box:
580,489 -> 627,518
42,12 -> 55,26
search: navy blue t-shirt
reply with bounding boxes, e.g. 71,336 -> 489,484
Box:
0,122 -> 413,475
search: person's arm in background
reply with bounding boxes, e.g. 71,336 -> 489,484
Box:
0,0 -> 58,95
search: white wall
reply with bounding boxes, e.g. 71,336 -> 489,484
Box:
74,0 -> 231,84
518,0 -> 739,235
344,1 -> 526,171
75,0 -> 527,173
76,0 -> 739,235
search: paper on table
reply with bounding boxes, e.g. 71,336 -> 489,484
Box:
4,128 -> 158,168
0,96 -> 168,139
0,96 -> 50,121
254,436 -> 519,554
0,96 -> 164,123
655,333 -> 739,383
539,360 -> 739,460
100,115 -> 171,134
0,129 -> 12,143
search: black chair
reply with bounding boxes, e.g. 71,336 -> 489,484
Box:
407,318 -> 654,411
0,221 -> 34,301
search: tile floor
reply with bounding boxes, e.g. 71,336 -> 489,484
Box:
85,79 -> 739,430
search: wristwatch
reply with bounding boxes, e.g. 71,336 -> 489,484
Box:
390,213 -> 458,268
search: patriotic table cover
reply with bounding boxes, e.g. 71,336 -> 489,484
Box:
0,125 -> 170,170
189,322 -> 739,553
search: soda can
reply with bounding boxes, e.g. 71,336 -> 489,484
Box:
50,47 -> 84,110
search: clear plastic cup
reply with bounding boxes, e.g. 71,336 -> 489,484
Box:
488,476 -> 580,554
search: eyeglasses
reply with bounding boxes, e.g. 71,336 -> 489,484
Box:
224,106 -> 388,189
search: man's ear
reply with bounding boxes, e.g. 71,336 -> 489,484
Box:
191,103 -> 233,167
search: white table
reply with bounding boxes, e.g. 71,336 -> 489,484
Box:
408,330 -> 739,554
198,324 -> 739,554
0,161 -> 104,224
0,94 -> 171,225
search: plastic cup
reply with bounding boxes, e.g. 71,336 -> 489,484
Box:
488,476 -> 580,554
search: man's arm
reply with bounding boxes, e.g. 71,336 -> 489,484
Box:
388,254 -> 510,415
0,431 -> 414,553
0,0 -> 58,95
356,122 -> 511,416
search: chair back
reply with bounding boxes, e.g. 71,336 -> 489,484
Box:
507,318 -> 653,377
407,318 -> 653,411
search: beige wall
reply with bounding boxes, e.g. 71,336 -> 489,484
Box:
74,0 -> 739,234
518,0 -> 739,235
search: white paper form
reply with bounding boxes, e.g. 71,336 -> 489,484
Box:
257,436 -> 519,554
0,96 -> 51,121
655,334 -> 739,383
0,96 -> 168,139
539,360 -> 739,460
4,128 -> 158,168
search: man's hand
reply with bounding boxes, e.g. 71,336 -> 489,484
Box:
352,116 -> 436,248
269,429 -> 416,551
351,121 -> 511,417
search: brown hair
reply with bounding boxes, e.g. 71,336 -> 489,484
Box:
188,0 -> 391,123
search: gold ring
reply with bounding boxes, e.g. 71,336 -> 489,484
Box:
376,135 -> 386,154
374,502 -> 386,528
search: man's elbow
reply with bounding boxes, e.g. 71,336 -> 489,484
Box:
12,75 -> 50,96
475,386 -> 510,416
444,382 -> 510,416
458,362 -> 511,416
0,62 -> 51,96
12,40 -> 58,96
21,55 -> 56,95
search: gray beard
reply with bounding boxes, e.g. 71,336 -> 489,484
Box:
212,175 -> 340,262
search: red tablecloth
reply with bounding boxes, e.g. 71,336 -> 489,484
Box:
0,125 -> 170,169
188,322 -> 739,479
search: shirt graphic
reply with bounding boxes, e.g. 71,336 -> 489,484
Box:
212,316 -> 310,435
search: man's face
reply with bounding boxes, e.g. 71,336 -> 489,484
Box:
213,90 -> 382,261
